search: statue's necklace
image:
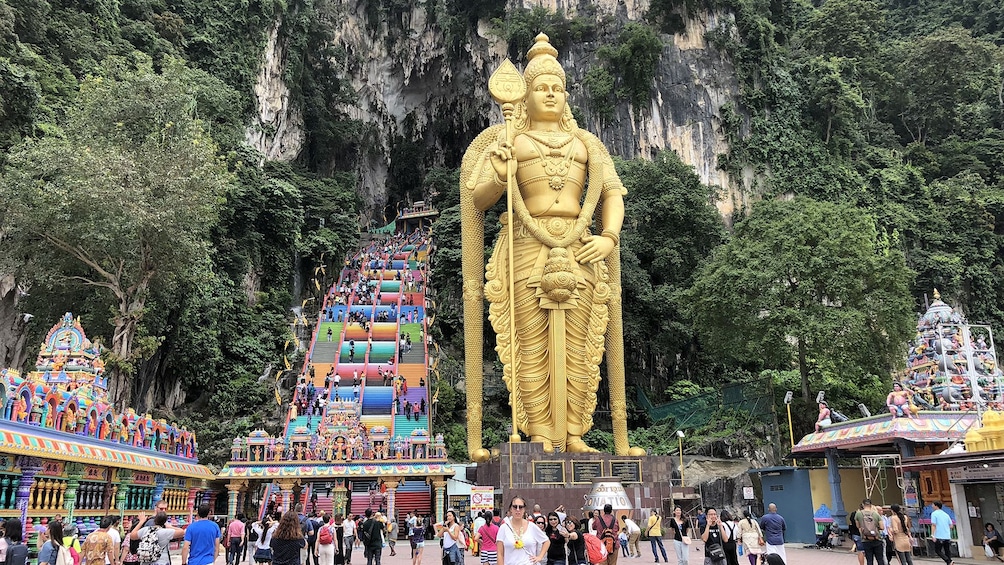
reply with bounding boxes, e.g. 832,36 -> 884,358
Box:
525,133 -> 576,191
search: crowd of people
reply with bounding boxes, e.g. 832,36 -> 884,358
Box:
0,501 -> 222,565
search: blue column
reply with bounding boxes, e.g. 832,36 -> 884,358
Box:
151,473 -> 167,505
825,448 -> 848,528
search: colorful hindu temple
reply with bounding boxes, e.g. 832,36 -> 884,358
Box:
777,291 -> 1002,557
0,312 -> 214,544
218,228 -> 454,527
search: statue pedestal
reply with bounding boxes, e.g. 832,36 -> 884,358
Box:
474,441 -> 698,516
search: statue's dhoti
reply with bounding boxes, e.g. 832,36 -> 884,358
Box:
486,213 -> 611,450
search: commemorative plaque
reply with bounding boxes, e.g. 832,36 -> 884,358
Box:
532,461 -> 566,484
572,461 -> 604,484
610,460 -> 642,483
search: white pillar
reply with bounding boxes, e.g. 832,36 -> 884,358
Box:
949,482 -> 973,558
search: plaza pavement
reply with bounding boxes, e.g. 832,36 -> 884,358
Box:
189,539 -> 991,565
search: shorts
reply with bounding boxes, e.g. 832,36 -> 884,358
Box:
851,535 -> 863,552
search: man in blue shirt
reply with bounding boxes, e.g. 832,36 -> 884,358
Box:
760,503 -> 787,564
930,501 -> 954,565
182,503 -> 222,565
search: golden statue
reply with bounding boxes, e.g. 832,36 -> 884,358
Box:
461,33 -> 641,458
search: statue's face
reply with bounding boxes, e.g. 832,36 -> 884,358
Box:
526,74 -> 567,123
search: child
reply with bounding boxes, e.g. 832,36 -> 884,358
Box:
619,530 -> 629,557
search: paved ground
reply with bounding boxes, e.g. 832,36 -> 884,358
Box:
197,540 -> 989,565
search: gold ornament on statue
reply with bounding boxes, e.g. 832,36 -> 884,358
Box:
460,33 -> 645,458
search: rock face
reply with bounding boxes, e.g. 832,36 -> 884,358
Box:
253,0 -> 747,217
246,20 -> 307,163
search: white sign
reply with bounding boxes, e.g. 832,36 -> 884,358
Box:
948,462 -> 1004,483
743,487 -> 755,500
471,486 -> 494,511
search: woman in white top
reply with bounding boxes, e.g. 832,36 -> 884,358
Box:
497,497 -> 549,565
437,510 -> 464,565
254,516 -> 279,563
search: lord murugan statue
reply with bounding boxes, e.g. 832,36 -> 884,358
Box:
461,33 -> 642,459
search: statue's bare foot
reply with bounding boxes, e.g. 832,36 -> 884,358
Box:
531,435 -> 555,453
566,437 -> 598,453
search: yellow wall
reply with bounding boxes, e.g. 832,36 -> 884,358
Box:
809,467 -> 904,514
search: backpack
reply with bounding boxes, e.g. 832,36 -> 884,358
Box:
248,525 -> 260,544
583,533 -> 608,565
859,511 -> 880,540
54,545 -> 73,565
137,527 -> 163,564
5,542 -> 28,565
598,515 -> 617,555
319,526 -> 334,546
360,520 -> 373,545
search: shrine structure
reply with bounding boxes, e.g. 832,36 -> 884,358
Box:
219,228 -> 452,527
0,313 -> 214,543
787,291 -> 1002,557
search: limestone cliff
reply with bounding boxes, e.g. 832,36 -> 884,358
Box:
253,0 -> 748,216
246,20 -> 307,163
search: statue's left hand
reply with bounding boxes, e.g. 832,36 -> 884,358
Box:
576,234 -> 616,264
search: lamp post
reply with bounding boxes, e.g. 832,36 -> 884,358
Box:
676,430 -> 685,486
784,391 -> 795,466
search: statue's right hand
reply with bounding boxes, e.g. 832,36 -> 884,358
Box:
490,142 -> 515,180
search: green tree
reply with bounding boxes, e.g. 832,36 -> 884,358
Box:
0,56 -> 233,408
683,197 -> 915,402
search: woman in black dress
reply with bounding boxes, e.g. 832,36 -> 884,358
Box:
543,513 -> 567,565
719,511 -> 740,565
563,517 -> 586,565
271,512 -> 307,565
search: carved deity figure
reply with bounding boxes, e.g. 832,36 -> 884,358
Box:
887,382 -> 917,418
461,34 -> 639,456
815,401 -> 831,432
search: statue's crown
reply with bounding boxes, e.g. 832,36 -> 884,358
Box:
524,33 -> 565,86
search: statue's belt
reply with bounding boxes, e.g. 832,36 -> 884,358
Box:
500,213 -> 589,241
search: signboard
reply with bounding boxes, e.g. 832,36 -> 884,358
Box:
84,466 -> 109,481
609,460 -> 642,483
42,461 -> 65,476
532,461 -> 566,484
743,487 -> 755,500
133,472 -> 154,485
572,461 -> 604,484
948,463 -> 1004,483
471,486 -> 495,511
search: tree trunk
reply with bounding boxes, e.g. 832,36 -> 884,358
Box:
798,338 -> 811,402
0,275 -> 30,370
109,295 -> 145,411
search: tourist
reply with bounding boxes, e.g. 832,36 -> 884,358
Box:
386,516 -> 398,557
409,514 -> 426,565
270,512 -> 306,565
82,516 -> 118,565
130,512 -> 178,565
591,504 -> 619,565
736,511 -> 763,565
38,521 -> 70,565
646,507 -> 670,565
563,517 -> 585,565
143,502 -> 170,528
930,501 -> 953,565
848,504 -> 865,565
719,511 -> 739,565
227,514 -> 247,565
544,513 -> 568,565
621,515 -> 641,558
855,499 -> 885,565
888,505 -> 915,565
985,523 -> 1004,562
877,506 -> 895,565
472,512 -> 487,556
699,509 -> 729,565
758,504 -> 786,564
120,519 -> 139,565
497,497 -> 548,565
102,516 -> 122,565
1,518 -> 25,565
182,503 -> 222,565
436,510 -> 465,565
476,510 -> 500,565
316,515 -> 339,565
253,516 -> 278,564
342,514 -> 355,565
360,510 -> 383,565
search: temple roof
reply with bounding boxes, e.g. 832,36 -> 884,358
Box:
792,411 -> 976,455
